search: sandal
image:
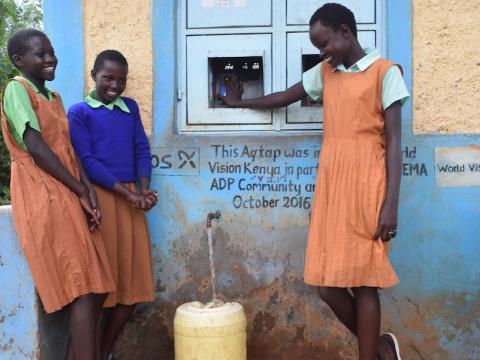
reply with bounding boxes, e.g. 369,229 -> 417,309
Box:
383,332 -> 402,360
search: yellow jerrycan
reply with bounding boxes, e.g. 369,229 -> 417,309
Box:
174,301 -> 247,359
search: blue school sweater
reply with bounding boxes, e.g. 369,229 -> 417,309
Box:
67,97 -> 151,189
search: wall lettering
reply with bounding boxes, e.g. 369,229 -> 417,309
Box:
209,145 -> 318,210
402,146 -> 428,176
435,146 -> 480,187
151,147 -> 200,176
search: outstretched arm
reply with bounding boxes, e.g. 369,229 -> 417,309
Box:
219,80 -> 308,109
374,101 -> 402,242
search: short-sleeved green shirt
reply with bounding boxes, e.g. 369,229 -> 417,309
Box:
2,76 -> 56,149
302,48 -> 410,110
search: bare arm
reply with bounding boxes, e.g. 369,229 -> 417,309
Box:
374,101 -> 402,241
219,80 -> 308,109
76,153 -> 101,228
24,126 -> 86,195
23,126 -> 99,224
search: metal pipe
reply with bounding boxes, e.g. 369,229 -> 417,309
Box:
206,210 -> 221,228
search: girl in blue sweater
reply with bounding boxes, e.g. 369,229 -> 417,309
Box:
68,49 -> 157,359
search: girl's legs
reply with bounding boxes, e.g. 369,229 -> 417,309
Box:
66,293 -> 107,360
65,338 -> 73,360
100,304 -> 136,358
317,286 -> 394,360
95,306 -> 106,360
351,287 -> 381,360
94,294 -> 108,360
317,287 -> 357,333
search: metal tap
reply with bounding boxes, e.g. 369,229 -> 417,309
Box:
206,210 -> 221,228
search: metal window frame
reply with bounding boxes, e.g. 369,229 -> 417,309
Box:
176,0 -> 386,134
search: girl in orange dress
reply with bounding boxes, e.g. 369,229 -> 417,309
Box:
1,29 -> 115,360
220,4 -> 409,360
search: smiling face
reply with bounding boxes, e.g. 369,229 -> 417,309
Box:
309,21 -> 352,68
91,59 -> 128,104
13,35 -> 57,83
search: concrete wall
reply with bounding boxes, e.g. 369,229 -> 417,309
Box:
1,1 -> 478,359
83,0 -> 153,134
0,208 -> 69,360
0,206 -> 38,359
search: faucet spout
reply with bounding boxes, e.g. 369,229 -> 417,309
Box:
206,210 -> 221,228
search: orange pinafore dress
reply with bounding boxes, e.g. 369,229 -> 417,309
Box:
1,77 -> 115,313
304,59 -> 399,288
94,183 -> 154,308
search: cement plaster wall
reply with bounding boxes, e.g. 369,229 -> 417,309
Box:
413,0 -> 480,134
83,0 -> 153,133
0,206 -> 37,359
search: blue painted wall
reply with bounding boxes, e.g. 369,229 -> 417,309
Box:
42,0 -> 84,110
5,0 -> 476,359
0,206 -> 37,359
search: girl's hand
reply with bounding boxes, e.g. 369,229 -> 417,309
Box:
141,188 -> 158,210
76,154 -> 101,224
78,186 -> 101,231
113,182 -> 149,210
126,191 -> 150,210
87,186 -> 101,224
373,203 -> 398,242
217,76 -> 243,107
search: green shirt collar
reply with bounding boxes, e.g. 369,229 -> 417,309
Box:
18,75 -> 56,100
86,91 -> 130,113
335,48 -> 379,72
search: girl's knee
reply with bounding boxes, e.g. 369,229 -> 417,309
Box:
95,293 -> 108,307
317,286 -> 335,303
351,286 -> 378,297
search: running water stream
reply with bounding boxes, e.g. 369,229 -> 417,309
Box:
205,211 -> 222,307
173,210 -> 247,359
207,226 -> 217,302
